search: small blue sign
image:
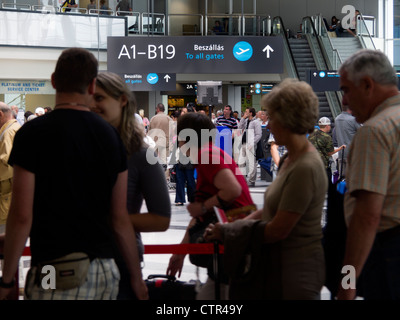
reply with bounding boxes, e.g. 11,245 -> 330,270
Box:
233,41 -> 253,62
147,73 -> 159,84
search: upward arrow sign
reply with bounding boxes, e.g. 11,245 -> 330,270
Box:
164,74 -> 171,82
262,45 -> 274,58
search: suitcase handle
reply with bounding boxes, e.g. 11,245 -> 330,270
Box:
147,274 -> 176,282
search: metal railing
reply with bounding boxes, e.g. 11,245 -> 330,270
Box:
0,4 -> 274,37
167,13 -> 204,36
31,5 -> 59,12
356,14 -> 376,50
1,2 -> 31,10
141,12 -> 166,35
302,16 -> 342,118
0,4 -> 279,50
271,16 -> 299,79
312,14 -> 343,70
205,13 -> 270,36
88,8 -> 115,16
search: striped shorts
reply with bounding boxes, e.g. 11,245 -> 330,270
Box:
24,258 -> 120,300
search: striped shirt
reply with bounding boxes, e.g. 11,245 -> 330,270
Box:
344,94 -> 400,232
216,115 -> 238,129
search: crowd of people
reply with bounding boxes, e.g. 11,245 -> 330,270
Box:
1,47 -> 399,302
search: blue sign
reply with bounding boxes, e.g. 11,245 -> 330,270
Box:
119,73 -> 176,91
232,41 -> 253,62
147,73 -> 159,84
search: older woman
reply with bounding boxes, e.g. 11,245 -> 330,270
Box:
206,78 -> 327,299
92,72 -> 171,299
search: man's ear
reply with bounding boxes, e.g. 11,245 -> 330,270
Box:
51,73 -> 56,89
88,78 -> 96,95
360,76 -> 374,95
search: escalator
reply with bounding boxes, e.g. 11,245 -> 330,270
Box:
272,16 -> 340,121
316,13 -> 376,71
288,37 -> 333,119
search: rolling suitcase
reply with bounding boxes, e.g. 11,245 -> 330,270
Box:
145,274 -> 198,300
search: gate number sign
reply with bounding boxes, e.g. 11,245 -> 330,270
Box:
107,36 -> 283,74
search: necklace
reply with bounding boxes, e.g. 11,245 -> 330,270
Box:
54,102 -> 90,109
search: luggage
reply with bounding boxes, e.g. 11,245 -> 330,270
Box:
145,274 -> 198,300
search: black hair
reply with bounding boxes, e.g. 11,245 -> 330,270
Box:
54,48 -> 98,94
177,112 -> 216,149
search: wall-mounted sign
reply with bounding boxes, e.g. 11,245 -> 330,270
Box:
107,36 -> 284,74
249,83 -> 275,95
308,71 -> 400,91
117,72 -> 176,91
0,80 -> 55,94
307,70 -> 341,92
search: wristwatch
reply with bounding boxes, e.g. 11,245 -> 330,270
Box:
0,277 -> 15,289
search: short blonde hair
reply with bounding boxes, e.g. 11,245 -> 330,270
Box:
261,78 -> 318,134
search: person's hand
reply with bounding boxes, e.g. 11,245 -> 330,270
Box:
187,202 -> 204,219
204,223 -> 224,242
131,278 -> 149,300
166,254 -> 185,278
341,145 -> 346,150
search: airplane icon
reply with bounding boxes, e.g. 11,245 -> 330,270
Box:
233,41 -> 253,61
147,73 -> 159,84
236,48 -> 250,55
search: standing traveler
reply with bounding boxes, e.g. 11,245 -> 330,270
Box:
93,71 -> 170,300
0,48 -> 148,300
337,49 -> 400,300
0,102 -> 21,234
206,79 -> 328,300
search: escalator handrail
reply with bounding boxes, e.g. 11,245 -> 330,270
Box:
301,16 -> 329,70
302,16 -> 343,118
312,14 -> 344,69
356,13 -> 376,50
271,16 -> 300,79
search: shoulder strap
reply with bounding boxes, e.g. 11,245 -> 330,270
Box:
0,120 -> 17,141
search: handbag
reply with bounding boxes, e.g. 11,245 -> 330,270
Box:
256,140 -> 264,160
37,252 -> 91,290
188,213 -> 218,268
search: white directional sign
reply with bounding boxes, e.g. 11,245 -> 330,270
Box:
116,72 -> 176,91
107,36 -> 284,74
262,45 -> 274,58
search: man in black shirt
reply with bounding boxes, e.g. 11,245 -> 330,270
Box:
0,48 -> 147,300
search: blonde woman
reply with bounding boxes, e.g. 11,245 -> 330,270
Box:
138,108 -> 150,132
92,72 -> 171,299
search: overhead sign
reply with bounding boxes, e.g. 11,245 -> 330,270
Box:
107,36 -> 283,74
118,72 -> 176,91
249,83 -> 275,95
161,83 -> 197,95
307,70 -> 341,92
0,80 -> 55,94
308,71 -> 400,91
